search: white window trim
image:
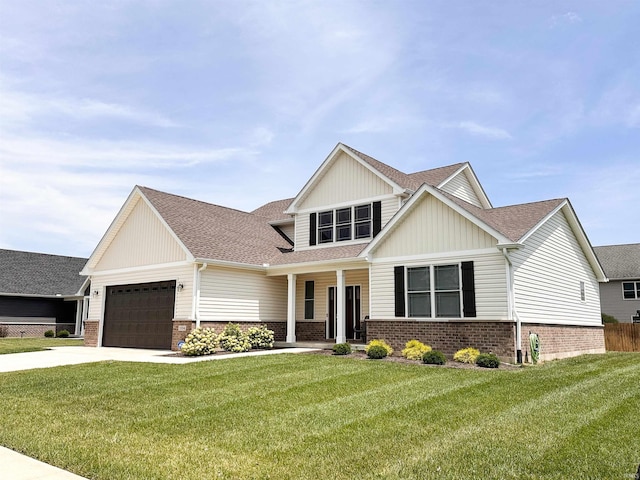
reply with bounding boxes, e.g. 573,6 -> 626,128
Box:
622,281 -> 640,300
405,263 -> 463,319
316,203 -> 372,245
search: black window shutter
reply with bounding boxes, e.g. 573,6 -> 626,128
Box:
373,201 -> 382,237
309,213 -> 317,246
394,266 -> 405,317
461,261 -> 476,317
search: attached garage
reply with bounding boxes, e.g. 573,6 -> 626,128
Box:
103,280 -> 176,349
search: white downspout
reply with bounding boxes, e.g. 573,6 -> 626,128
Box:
501,248 -> 522,363
195,263 -> 208,328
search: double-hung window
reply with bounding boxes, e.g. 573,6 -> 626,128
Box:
336,208 -> 352,242
318,211 -> 333,244
623,281 -> 640,299
316,203 -> 372,244
304,281 -> 314,319
406,264 -> 461,318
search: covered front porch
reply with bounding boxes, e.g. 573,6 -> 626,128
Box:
278,266 -> 370,345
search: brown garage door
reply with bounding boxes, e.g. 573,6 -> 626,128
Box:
103,281 -> 175,349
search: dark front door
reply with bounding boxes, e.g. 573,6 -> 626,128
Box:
327,285 -> 361,340
327,286 -> 335,339
103,280 -> 175,349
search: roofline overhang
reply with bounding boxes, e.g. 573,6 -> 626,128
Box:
266,256 -> 367,275
269,218 -> 294,226
0,292 -> 83,299
437,162 -> 493,209
193,258 -> 267,272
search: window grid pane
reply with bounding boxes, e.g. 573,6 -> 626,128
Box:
355,222 -> 371,239
336,208 -> 351,225
319,227 -> 333,243
435,292 -> 460,318
408,267 -> 430,291
408,293 -> 431,318
337,225 -> 351,241
318,211 -> 333,227
355,204 -> 371,221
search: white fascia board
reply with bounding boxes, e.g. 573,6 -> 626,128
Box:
269,218 -> 294,226
437,163 -> 493,209
361,184 -> 511,258
293,193 -> 397,215
193,258 -> 267,272
86,260 -> 194,277
284,143 -> 404,214
74,277 -> 91,297
266,257 -> 367,276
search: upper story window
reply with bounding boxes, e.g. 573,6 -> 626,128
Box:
318,211 -> 334,243
318,203 -> 372,244
623,282 -> 640,299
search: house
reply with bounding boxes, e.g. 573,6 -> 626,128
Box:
0,249 -> 89,337
80,143 -> 607,361
594,244 -> 640,323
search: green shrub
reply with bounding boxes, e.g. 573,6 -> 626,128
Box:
367,345 -> 388,359
332,343 -> 352,355
476,353 -> 500,369
180,327 -> 219,356
401,339 -> 432,361
423,350 -> 446,365
56,330 -> 70,338
365,339 -> 393,356
0,325 -> 8,338
601,313 -> 619,324
246,325 -> 275,349
453,347 -> 480,364
44,330 -> 55,338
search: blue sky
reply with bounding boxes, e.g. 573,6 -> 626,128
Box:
1,1 -> 638,258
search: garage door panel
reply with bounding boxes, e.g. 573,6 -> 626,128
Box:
103,280 -> 175,349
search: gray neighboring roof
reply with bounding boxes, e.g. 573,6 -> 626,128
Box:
0,249 -> 88,296
593,244 -> 640,280
139,187 -> 292,266
251,198 -> 294,223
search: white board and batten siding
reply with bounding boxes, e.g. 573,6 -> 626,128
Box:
369,192 -> 508,319
294,269 -> 370,322
199,266 -> 287,322
510,209 -> 601,326
439,170 -> 484,208
94,197 -> 188,271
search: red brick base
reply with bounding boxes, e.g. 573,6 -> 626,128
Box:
520,323 -> 605,361
296,322 -> 326,341
83,321 -> 99,347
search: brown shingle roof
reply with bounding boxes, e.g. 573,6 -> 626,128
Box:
268,244 -> 367,266
594,243 -> 640,279
139,187 -> 291,266
440,189 -> 565,243
251,198 -> 294,223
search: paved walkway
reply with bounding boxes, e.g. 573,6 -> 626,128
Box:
0,345 -> 319,478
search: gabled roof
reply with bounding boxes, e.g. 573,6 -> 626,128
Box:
138,187 -> 292,266
593,243 -> 640,280
0,249 -> 87,297
251,198 -> 294,224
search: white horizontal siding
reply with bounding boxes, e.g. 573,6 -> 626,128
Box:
279,223 -> 295,244
298,151 -> 393,210
370,252 -> 508,319
511,209 -> 601,326
294,213 -> 310,249
88,263 -> 195,322
95,198 -> 187,271
199,266 -> 287,322
373,194 -> 497,259
440,170 -> 483,207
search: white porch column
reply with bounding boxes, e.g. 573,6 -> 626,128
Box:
336,269 -> 346,344
286,273 -> 297,343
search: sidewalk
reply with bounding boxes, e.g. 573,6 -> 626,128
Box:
0,446 -> 88,480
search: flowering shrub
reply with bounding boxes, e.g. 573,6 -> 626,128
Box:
453,347 -> 480,364
181,327 -> 219,356
246,325 -> 275,349
219,322 -> 251,353
401,339 -> 432,361
365,339 -> 393,357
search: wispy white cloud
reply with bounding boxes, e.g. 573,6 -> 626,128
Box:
549,12 -> 583,28
448,121 -> 513,140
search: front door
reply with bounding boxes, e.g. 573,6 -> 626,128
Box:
327,285 -> 361,340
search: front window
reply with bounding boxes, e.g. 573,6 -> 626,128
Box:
407,264 -> 461,318
623,282 -> 640,299
304,281 -> 314,319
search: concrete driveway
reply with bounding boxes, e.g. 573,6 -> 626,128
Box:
0,346 -> 318,373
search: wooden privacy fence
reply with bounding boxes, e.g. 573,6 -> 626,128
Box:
604,324 -> 640,352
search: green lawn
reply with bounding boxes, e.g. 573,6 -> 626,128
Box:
0,353 -> 638,479
0,337 -> 84,355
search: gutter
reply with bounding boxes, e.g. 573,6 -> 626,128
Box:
194,263 -> 208,328
501,247 -> 522,364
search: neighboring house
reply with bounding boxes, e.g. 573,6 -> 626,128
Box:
594,243 -> 640,323
81,143 -> 607,361
0,249 -> 89,337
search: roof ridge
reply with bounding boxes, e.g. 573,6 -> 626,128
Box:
0,248 -> 88,261
138,185 -> 255,217
487,197 -> 566,211
407,162 -> 466,177
594,243 -> 640,248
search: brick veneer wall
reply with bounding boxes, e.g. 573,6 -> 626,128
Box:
365,320 -> 516,360
1,323 -> 54,338
83,320 -> 99,347
295,322 -> 326,341
520,323 -> 605,361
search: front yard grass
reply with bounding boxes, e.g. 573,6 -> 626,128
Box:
0,352 -> 638,479
0,337 -> 83,355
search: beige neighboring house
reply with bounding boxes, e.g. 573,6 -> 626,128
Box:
594,243 -> 640,323
81,143 -> 607,361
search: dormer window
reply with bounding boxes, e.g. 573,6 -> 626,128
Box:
309,201 -> 381,246
318,211 -> 334,243
336,208 -> 352,241
354,204 -> 371,239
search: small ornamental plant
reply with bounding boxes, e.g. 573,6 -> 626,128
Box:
453,347 -> 480,364
56,330 -> 70,338
476,353 -> 500,369
219,322 -> 251,353
401,339 -> 432,361
423,350 -> 447,365
246,325 -> 275,349
367,345 -> 388,359
44,330 -> 55,338
365,339 -> 393,357
332,343 -> 352,355
180,327 -> 219,356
